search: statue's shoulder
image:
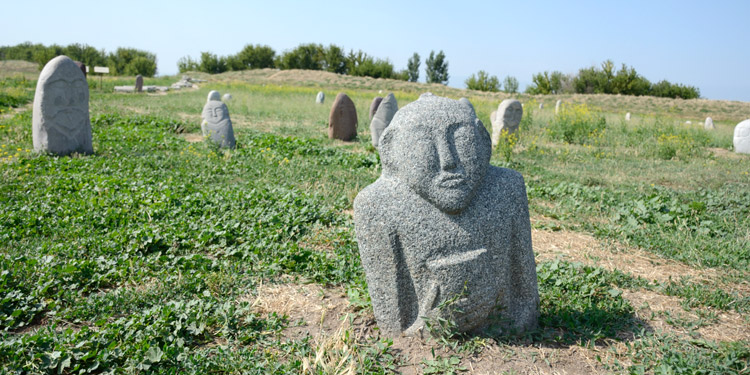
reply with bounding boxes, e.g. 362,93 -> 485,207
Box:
486,165 -> 525,189
354,176 -> 400,215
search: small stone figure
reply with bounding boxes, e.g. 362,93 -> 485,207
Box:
539,103 -> 544,109
328,93 -> 357,141
223,93 -> 233,101
33,55 -> 93,156
491,99 -> 523,146
370,93 -> 397,148
734,119 -> 750,154
704,117 -> 714,130
555,99 -> 562,114
625,112 -> 631,121
201,90 -> 236,148
135,75 -> 144,93
316,91 -> 325,104
369,97 -> 383,120
354,94 -> 539,337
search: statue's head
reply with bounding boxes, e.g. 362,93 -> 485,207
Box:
207,90 -> 221,102
380,93 -> 491,214
499,99 -> 523,125
204,101 -> 229,126
37,56 -> 89,131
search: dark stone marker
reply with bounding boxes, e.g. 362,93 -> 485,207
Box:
369,96 -> 383,121
73,61 -> 87,78
135,75 -> 144,93
328,93 -> 358,141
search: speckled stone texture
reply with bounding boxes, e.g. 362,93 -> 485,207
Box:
370,93 -> 397,148
201,92 -> 236,148
328,93 -> 357,141
316,91 -> 325,104
369,97 -> 383,120
135,75 -> 144,93
491,99 -> 523,146
354,93 -> 539,337
33,55 -> 93,156
734,119 -> 750,154
704,117 -> 714,130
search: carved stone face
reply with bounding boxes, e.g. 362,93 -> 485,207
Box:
502,101 -> 523,125
734,119 -> 750,154
203,101 -> 230,127
42,68 -> 89,139
380,94 -> 491,214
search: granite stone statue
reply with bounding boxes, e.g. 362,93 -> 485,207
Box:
370,93 -> 397,148
704,117 -> 714,130
734,119 -> 750,154
316,91 -> 325,104
328,93 -> 357,141
135,75 -> 144,93
32,55 -> 93,156
491,99 -> 523,146
369,97 -> 383,120
201,91 -> 236,148
354,93 -> 539,337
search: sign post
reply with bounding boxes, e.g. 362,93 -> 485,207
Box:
93,66 -> 110,90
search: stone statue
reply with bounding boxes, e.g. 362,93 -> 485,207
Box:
370,93 -> 397,148
354,94 -> 539,337
201,90 -> 236,148
704,117 -> 714,130
135,74 -> 144,93
491,99 -> 523,146
734,119 -> 750,154
316,91 -> 325,104
369,97 -> 383,120
33,55 -> 93,156
328,93 -> 357,141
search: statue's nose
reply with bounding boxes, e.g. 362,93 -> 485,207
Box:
437,139 -> 458,171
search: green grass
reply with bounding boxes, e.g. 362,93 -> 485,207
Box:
1,73 -> 748,373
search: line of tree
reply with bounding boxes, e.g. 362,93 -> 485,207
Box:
0,42 -> 158,77
465,70 -> 519,94
178,44 -> 451,84
525,60 -> 700,99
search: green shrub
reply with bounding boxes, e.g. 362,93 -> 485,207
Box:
465,70 -> 499,92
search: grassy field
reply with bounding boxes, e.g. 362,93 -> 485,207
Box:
0,64 -> 748,374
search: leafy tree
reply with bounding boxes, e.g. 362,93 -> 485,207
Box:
503,76 -> 519,94
231,44 -> 276,70
425,50 -> 449,84
276,43 -> 324,70
198,52 -> 227,74
322,44 -> 347,74
465,70 -> 500,92
177,56 -> 199,73
526,71 -> 553,94
407,52 -> 420,82
346,50 -> 394,79
108,48 -> 157,76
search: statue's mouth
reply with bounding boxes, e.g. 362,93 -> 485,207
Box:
437,173 -> 465,188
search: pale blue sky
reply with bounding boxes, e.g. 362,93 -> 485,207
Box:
2,0 -> 749,101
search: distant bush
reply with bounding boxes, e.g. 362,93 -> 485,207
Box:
275,43 -> 324,70
465,70 -> 499,92
407,53 -> 420,82
503,76 -> 519,94
228,44 -> 276,70
528,59 -> 699,99
0,42 -> 157,76
198,52 -> 228,74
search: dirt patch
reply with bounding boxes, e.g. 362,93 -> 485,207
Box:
708,147 -> 746,159
624,290 -> 750,342
182,133 -> 203,143
248,282 -> 607,374
532,229 -> 718,285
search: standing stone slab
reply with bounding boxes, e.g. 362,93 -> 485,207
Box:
625,112 -> 631,121
539,103 -> 544,109
201,91 -> 236,148
490,110 -> 497,129
33,55 -> 93,156
704,117 -> 714,130
135,75 -> 144,93
369,97 -> 383,120
491,99 -> 523,146
316,91 -> 325,104
222,93 -> 233,101
555,99 -> 562,114
328,93 -> 357,141
734,119 -> 750,154
354,94 -> 539,337
370,93 -> 397,148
